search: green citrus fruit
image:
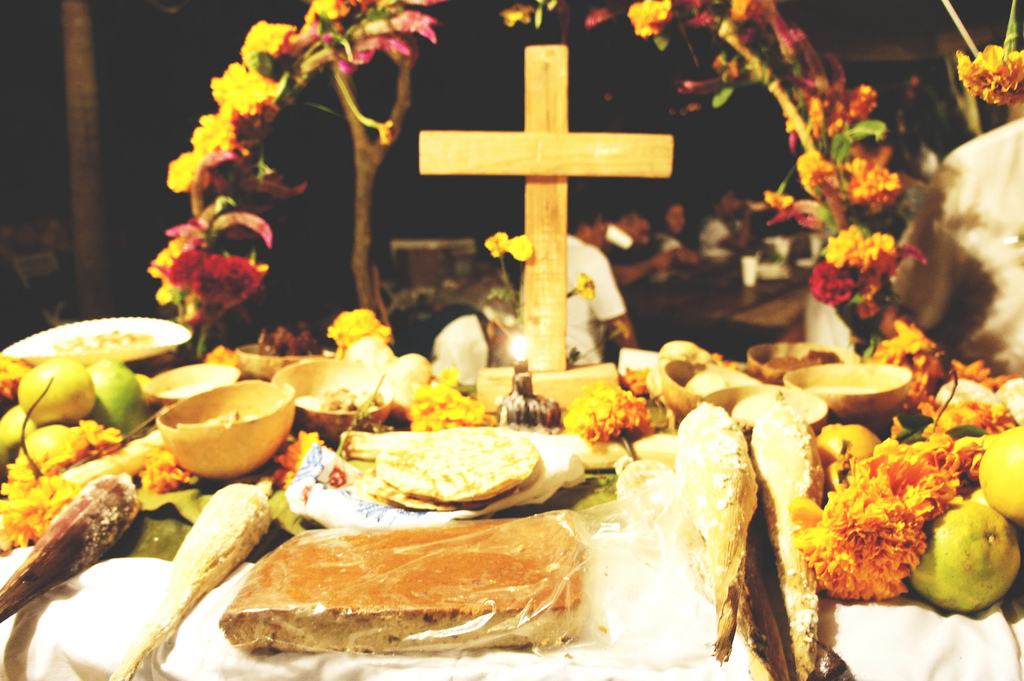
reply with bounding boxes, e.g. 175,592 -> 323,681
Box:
86,359 -> 151,433
910,500 -> 1021,613
19,423 -> 74,470
17,358 -> 96,425
980,426 -> 1024,527
0,405 -> 37,464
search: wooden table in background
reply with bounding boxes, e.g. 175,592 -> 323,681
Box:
622,258 -> 812,361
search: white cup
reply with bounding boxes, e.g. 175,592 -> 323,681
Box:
740,254 -> 759,287
605,224 -> 634,250
808,232 -> 825,259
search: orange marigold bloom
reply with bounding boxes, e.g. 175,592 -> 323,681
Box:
846,84 -> 878,121
763,190 -> 795,211
190,111 -> 239,158
274,430 -> 323,489
204,345 -> 240,367
0,474 -> 82,548
731,0 -> 763,23
951,358 -> 1020,392
957,45 -> 1024,106
140,448 -> 192,494
824,226 -> 899,279
796,150 -> 837,196
563,382 -> 653,444
620,368 -> 650,397
0,356 -> 32,403
327,309 -> 393,355
241,21 -> 296,61
211,62 -> 280,120
21,420 -> 122,475
304,0 -> 358,29
806,96 -> 825,140
868,319 -> 944,409
792,443 -> 956,601
918,400 -> 1017,436
167,150 -> 202,194
408,383 -> 493,432
845,157 -> 902,214
627,0 -> 673,39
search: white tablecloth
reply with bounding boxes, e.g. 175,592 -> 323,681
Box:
2,536 -> 1023,681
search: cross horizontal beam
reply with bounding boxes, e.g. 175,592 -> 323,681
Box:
419,131 -> 674,178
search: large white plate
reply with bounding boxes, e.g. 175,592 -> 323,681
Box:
2,317 -> 192,366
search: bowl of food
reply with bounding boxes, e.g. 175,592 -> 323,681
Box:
747,342 -> 860,385
783,363 -> 913,433
236,344 -> 325,381
156,380 -> 296,480
143,363 -> 242,407
702,384 -> 829,432
271,358 -> 393,445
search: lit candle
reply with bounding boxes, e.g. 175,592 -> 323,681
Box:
499,335 -> 561,433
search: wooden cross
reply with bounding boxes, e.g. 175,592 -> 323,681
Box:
419,44 -> 673,375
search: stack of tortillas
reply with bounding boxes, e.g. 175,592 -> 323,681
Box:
356,427 -> 542,511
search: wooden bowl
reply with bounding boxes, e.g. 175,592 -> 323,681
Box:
271,358 -> 394,446
235,343 -> 324,381
702,384 -> 829,432
747,342 -> 860,385
143,363 -> 241,407
783,363 -> 913,433
157,380 -> 295,480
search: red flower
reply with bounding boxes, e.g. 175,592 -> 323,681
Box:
167,249 -> 265,307
809,261 -> 857,306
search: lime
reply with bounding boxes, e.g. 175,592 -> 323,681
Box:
980,426 -> 1024,527
17,358 -> 96,425
87,359 -> 151,433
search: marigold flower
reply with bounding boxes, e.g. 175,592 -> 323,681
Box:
507,234 -> 534,262
190,111 -> 240,158
167,150 -> 202,194
304,0 -> 357,29
730,0 -> 763,24
500,3 -> 535,27
806,96 -> 825,140
796,150 -> 837,196
918,400 -> 1017,436
327,308 -> 393,355
140,448 -> 192,494
824,226 -> 899,279
563,382 -> 653,444
627,0 -> 673,39
485,232 -> 510,258
792,442 -> 956,601
408,383 -> 493,431
620,368 -> 650,397
0,356 -> 32,403
241,21 -> 296,61
845,157 -> 902,214
574,273 -> 596,300
273,430 -> 323,489
438,366 -> 460,388
951,358 -> 1020,392
211,62 -> 280,121
0,474 -> 82,548
204,345 -> 240,367
868,319 -> 944,409
957,45 -> 1024,106
763,190 -> 795,211
846,84 -> 878,121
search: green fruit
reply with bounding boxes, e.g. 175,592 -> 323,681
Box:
910,501 -> 1021,613
17,358 -> 96,425
20,424 -> 74,470
86,358 -> 151,433
0,406 -> 37,464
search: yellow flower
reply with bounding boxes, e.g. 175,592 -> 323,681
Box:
241,21 -> 296,61
438,366 -> 460,388
274,430 -> 323,489
957,45 -> 1024,106
377,120 -> 394,146
563,382 -> 652,444
500,3 -> 536,27
574,273 -> 596,300
0,356 -> 32,402
0,474 -> 82,548
763,190 -> 794,211
806,96 -> 825,140
796,150 -> 837,197
140,448 -> 192,494
507,234 -> 534,262
845,157 -> 902,214
210,62 -> 280,120
408,383 -> 493,431
167,150 -> 202,194
327,309 -> 393,355
204,345 -> 239,367
485,232 -> 510,258
190,111 -> 239,158
846,84 -> 878,121
825,226 -> 899,278
304,0 -> 357,29
627,0 -> 673,39
730,0 -> 763,23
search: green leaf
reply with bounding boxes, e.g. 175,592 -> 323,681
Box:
712,86 -> 734,109
245,51 -> 276,80
303,101 -> 344,119
653,33 -> 671,52
894,414 -> 934,443
946,425 -> 989,440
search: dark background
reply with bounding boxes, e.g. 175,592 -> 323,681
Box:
0,0 -> 1004,344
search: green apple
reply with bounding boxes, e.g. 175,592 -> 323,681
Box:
86,358 -> 151,433
0,405 -> 37,466
17,358 -> 96,425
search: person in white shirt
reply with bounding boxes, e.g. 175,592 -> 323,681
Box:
894,117 -> 1024,374
566,203 -> 639,365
